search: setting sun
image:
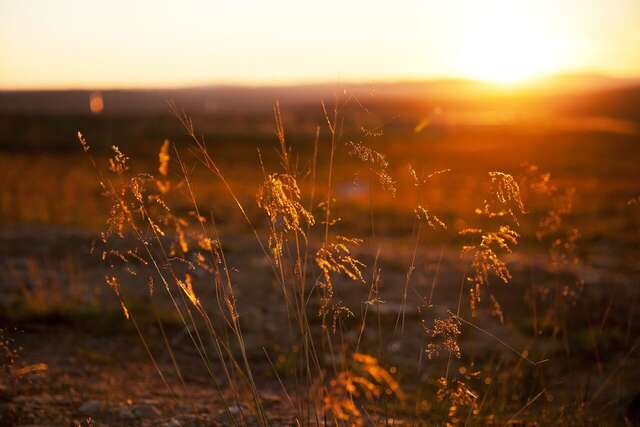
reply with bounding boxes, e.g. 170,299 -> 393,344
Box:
450,2 -> 572,84
454,30 -> 565,85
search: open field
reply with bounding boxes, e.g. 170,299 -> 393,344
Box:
1,82 -> 640,426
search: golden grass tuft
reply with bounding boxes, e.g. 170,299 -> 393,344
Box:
68,100 -> 611,426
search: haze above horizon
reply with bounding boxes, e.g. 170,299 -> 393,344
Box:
1,0 -> 639,90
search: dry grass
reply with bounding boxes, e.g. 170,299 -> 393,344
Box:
2,96 -> 639,426
57,96 -> 639,426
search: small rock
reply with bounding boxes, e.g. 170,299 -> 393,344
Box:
115,406 -> 135,419
226,404 -> 242,415
162,418 -> 182,427
79,400 -> 103,416
131,403 -> 161,418
388,340 -> 402,352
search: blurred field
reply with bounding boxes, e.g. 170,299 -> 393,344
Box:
1,80 -> 640,426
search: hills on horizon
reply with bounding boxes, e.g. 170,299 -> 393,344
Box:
0,73 -> 639,116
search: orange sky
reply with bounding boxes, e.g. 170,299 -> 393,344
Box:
1,0 -> 639,89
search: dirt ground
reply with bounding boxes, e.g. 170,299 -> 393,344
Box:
1,224 -> 639,426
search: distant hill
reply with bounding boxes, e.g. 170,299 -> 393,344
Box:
0,76 -> 639,122
0,80 -> 493,115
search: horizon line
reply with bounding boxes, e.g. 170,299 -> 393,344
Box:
2,70 -> 639,92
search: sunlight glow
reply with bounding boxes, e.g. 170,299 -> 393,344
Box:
450,2 -> 573,84
0,0 -> 638,88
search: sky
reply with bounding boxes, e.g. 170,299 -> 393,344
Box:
1,0 -> 639,89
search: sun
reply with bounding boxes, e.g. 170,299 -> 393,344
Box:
457,33 -> 560,85
451,2 -> 570,85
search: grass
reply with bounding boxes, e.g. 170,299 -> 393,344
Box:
1,95 -> 639,426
